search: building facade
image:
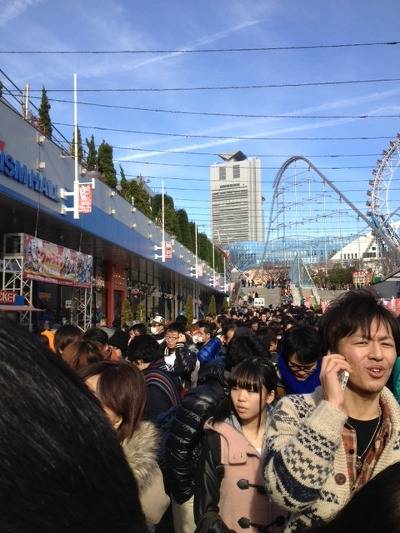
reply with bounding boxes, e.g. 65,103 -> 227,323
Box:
0,98 -> 224,330
210,152 -> 264,246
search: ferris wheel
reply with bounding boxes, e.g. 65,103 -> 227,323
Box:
367,133 -> 400,256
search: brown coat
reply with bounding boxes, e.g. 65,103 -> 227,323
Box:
204,419 -> 284,532
123,421 -> 170,525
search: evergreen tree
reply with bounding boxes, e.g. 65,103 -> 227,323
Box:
119,165 -> 129,192
207,295 -> 217,318
38,86 -> 52,139
184,294 -> 194,325
86,135 -> 97,171
97,140 -> 117,188
120,174 -> 152,218
221,297 -> 229,314
135,303 -> 145,322
176,209 -> 193,250
121,298 -> 133,326
69,127 -> 84,163
152,194 -> 179,237
188,222 -> 196,253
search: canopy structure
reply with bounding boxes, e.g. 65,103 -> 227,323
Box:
0,305 -> 44,312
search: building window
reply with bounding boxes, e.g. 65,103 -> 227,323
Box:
233,165 -> 240,179
219,167 -> 226,180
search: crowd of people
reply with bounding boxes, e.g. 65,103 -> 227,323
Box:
2,288 -> 400,532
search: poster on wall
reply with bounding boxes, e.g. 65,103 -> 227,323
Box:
23,234 -> 93,288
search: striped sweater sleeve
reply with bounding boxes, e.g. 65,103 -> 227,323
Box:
264,395 -> 347,511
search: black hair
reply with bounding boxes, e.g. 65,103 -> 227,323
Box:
83,327 -> 109,346
175,314 -> 188,328
54,324 -> 82,356
166,321 -> 186,334
281,325 -> 320,364
257,327 -> 279,351
308,463 -> 400,533
221,319 -> 236,337
126,334 -> 162,363
214,357 -> 277,427
319,289 -> 400,355
0,318 -> 147,533
225,328 -> 269,370
129,323 -> 147,336
196,320 -> 214,336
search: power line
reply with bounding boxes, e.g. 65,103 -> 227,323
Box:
6,77 -> 400,93
1,40 -> 399,54
117,160 -> 377,171
54,122 -> 393,141
24,95 -> 400,119
112,146 -> 382,157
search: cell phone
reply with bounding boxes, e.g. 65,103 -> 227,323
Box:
339,370 -> 349,390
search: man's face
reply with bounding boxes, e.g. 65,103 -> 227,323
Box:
165,330 -> 179,350
288,353 -> 318,381
336,318 -> 396,395
194,327 -> 211,345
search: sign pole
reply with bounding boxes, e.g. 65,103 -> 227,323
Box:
73,73 -> 79,219
195,222 -> 198,279
161,180 -> 165,262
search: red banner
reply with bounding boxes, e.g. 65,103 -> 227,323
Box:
164,241 -> 173,260
0,290 -> 16,304
79,184 -> 93,214
0,140 -> 5,152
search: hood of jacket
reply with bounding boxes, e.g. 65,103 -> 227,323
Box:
122,421 -> 160,492
197,359 -> 226,386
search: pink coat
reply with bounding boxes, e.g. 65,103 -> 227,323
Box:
204,419 -> 285,532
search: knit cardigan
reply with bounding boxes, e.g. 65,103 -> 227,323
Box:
263,386 -> 400,532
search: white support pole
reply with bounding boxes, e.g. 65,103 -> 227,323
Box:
195,222 -> 198,279
212,241 -> 215,287
24,83 -> 29,120
73,73 -> 79,219
223,255 -> 227,293
161,180 -> 165,262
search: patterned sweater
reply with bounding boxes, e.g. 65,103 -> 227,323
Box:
264,386 -> 400,532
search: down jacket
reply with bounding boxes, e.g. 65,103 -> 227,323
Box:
164,361 -> 227,504
123,421 -> 170,525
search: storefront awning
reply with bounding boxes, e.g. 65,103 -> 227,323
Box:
0,305 -> 44,312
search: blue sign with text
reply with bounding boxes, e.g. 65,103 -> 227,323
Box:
0,151 -> 59,202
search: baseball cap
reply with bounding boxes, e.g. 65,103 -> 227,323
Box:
151,315 -> 165,325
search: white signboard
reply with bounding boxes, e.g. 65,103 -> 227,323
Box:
253,297 -> 265,307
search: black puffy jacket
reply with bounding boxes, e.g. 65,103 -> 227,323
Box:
164,361 -> 227,504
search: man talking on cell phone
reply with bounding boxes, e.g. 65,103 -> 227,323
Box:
264,289 -> 400,532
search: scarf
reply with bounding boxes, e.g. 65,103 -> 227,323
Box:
277,354 -> 321,395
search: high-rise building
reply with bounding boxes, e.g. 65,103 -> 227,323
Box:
210,151 -> 264,246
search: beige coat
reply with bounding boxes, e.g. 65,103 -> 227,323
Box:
123,421 -> 170,525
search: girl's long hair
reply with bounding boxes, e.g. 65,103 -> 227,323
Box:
80,361 -> 147,442
213,356 -> 277,427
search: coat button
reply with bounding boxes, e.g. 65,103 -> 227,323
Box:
335,473 -> 346,485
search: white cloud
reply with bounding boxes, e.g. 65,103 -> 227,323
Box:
0,0 -> 45,27
118,87 -> 400,161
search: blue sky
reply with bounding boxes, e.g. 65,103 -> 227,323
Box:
1,0 -> 400,241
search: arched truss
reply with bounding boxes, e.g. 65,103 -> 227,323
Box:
367,134 -> 400,251
261,156 -> 398,272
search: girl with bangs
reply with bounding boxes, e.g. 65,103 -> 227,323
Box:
194,357 -> 285,532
